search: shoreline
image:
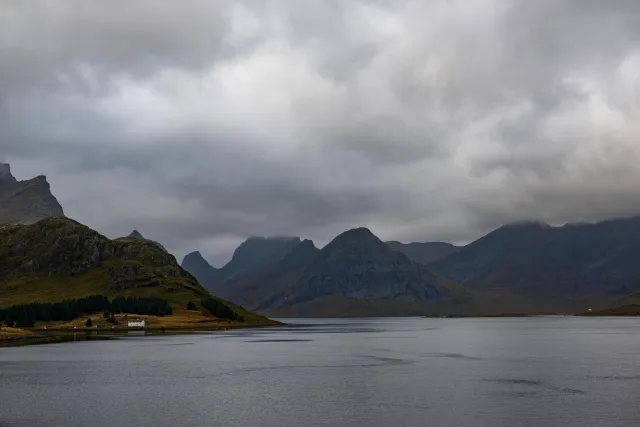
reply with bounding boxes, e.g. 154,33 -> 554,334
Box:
0,321 -> 283,348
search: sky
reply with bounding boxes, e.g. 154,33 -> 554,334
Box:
2,1 -> 640,266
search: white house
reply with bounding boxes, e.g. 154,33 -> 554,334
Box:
127,319 -> 146,328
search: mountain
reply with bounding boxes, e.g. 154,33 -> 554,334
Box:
127,229 -> 168,253
182,251 -> 221,290
181,236 -> 302,292
0,217 -> 270,325
386,241 -> 460,264
428,217 -> 640,311
0,163 -> 64,225
258,228 -> 457,317
219,236 -> 302,281
219,239 -> 320,309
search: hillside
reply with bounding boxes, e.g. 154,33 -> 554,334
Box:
0,163 -> 64,225
386,241 -> 460,264
0,217 -> 271,325
429,217 -> 640,311
257,228 -> 460,317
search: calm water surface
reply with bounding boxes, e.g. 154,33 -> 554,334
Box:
1,317 -> 640,427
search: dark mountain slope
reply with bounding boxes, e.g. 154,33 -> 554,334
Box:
386,241 -> 460,264
429,217 -> 640,310
181,236 -> 302,293
220,239 -> 320,309
0,164 -> 64,225
219,236 -> 302,281
259,228 -> 455,316
181,251 -> 222,291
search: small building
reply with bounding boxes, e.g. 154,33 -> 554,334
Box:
127,319 -> 146,328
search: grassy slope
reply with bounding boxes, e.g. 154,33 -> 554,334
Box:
0,218 -> 272,326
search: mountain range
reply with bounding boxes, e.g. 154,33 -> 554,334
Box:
182,217 -> 640,316
4,162 -> 640,317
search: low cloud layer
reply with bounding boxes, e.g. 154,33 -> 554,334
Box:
2,1 -> 640,266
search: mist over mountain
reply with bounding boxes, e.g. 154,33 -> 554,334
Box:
386,241 -> 461,264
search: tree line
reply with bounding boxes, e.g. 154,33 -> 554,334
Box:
0,295 -> 173,328
201,298 -> 244,322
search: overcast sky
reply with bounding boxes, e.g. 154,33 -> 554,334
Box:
2,1 -> 640,266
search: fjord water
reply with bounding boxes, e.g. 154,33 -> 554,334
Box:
1,318 -> 639,427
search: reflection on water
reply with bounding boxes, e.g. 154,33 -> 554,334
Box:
1,317 -> 640,427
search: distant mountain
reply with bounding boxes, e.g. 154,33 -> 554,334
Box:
0,163 -> 64,225
182,251 -> 221,290
220,236 -> 302,281
386,241 -> 460,264
259,228 -> 455,316
428,218 -> 640,311
181,236 -> 302,293
127,229 -> 168,253
220,239 -> 320,309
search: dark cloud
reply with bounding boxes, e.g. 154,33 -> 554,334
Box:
2,0 -> 640,266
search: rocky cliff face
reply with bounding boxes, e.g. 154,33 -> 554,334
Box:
0,164 -> 64,225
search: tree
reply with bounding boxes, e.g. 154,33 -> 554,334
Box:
103,311 -> 110,319
85,318 -> 93,328
186,301 -> 197,311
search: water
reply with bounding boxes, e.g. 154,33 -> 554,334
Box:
1,317 -> 640,427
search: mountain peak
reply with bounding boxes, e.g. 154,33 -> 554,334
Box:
278,239 -> 319,269
0,165 -> 64,225
0,163 -> 14,178
324,227 -> 384,251
183,251 -> 205,262
0,163 -> 17,187
129,230 -> 145,240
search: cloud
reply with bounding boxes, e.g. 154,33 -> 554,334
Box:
2,0 -> 640,266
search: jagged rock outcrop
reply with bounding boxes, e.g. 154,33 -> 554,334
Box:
126,229 -> 168,253
0,163 -> 64,225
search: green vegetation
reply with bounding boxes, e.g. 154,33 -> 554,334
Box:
0,296 -> 174,327
0,218 -> 275,329
202,298 -> 244,322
